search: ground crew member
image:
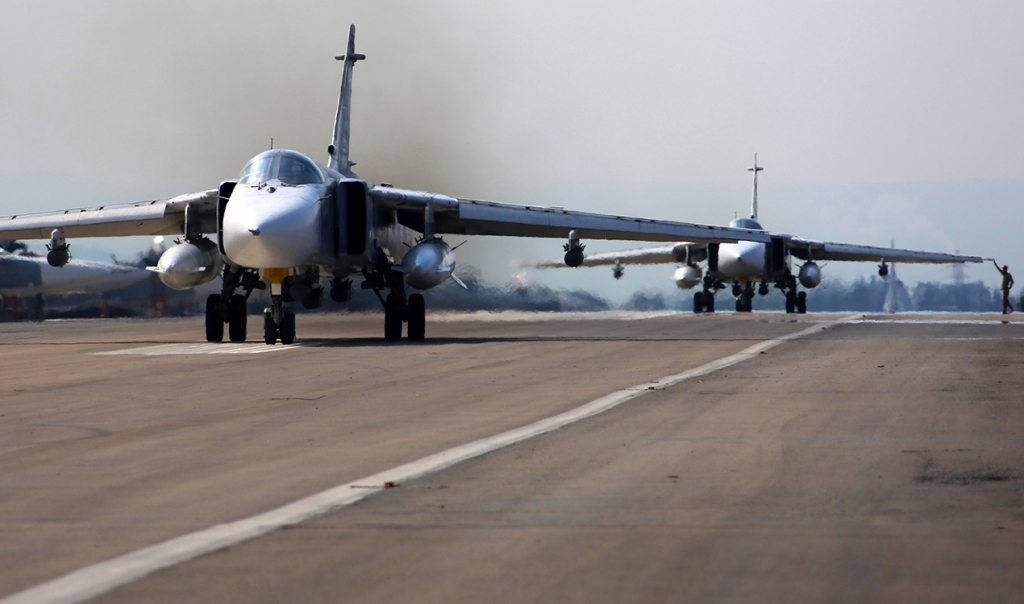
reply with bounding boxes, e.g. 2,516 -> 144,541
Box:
994,260 -> 1014,314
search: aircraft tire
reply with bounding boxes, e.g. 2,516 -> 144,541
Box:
279,311 -> 296,345
205,294 -> 224,342
263,310 -> 277,345
796,291 -> 807,314
384,294 -> 402,342
228,295 -> 247,342
785,291 -> 796,314
705,294 -> 715,313
408,294 -> 426,340
693,291 -> 704,314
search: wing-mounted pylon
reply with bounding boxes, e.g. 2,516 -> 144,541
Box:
328,24 -> 365,177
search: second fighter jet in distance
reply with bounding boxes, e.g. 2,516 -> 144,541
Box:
529,156 -> 983,314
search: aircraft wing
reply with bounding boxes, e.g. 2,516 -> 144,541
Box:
530,245 -> 678,268
786,237 -> 984,264
0,189 -> 219,240
370,187 -> 769,244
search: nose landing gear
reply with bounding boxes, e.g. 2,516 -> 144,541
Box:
734,282 -> 754,313
263,296 -> 295,345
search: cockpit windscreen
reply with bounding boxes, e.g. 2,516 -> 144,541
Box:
238,151 -> 324,186
729,217 -> 763,230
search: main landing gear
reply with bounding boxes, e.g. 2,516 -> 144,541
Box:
206,266 -> 263,343
364,259 -> 427,342
777,275 -> 807,314
693,275 -> 724,313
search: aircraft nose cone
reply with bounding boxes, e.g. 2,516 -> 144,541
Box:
718,242 -> 764,278
222,189 -> 321,268
737,245 -> 762,270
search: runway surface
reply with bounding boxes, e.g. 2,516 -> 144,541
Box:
1,311 -> 1022,603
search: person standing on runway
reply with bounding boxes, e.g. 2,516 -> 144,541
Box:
994,260 -> 1014,314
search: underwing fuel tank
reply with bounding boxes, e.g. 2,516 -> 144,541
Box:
798,261 -> 822,288
673,265 -> 702,289
401,239 -> 455,290
150,239 -> 224,290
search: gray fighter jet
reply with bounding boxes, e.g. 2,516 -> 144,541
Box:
0,241 -> 149,320
0,25 -> 768,343
531,156 -> 983,313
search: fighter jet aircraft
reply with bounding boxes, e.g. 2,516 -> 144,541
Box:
0,25 -> 769,344
530,156 -> 983,313
0,241 -> 149,320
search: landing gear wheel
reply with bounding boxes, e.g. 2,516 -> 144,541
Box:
408,294 -> 425,340
205,294 -> 224,342
279,310 -> 296,345
263,310 -> 277,345
228,294 -> 247,342
796,291 -> 807,314
693,291 -> 704,314
785,291 -> 796,314
735,296 -> 752,313
384,294 -> 402,341
705,294 -> 715,313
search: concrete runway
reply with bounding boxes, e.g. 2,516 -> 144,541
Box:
1,311 -> 1022,603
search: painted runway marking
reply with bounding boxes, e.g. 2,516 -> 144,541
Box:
1,315 -> 857,604
92,343 -> 309,356
849,319 -> 1024,325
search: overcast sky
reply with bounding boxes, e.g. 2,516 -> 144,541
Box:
1,1 -> 1021,301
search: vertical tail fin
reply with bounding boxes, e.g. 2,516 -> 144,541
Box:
747,153 -> 763,220
329,24 -> 365,177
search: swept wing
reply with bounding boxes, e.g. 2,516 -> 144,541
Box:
0,186 -> 769,247
786,237 -> 983,264
0,190 -> 218,240
368,187 -> 770,245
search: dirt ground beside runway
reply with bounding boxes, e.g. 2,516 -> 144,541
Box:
1,312 -> 1023,603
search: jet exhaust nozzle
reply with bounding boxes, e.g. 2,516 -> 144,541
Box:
153,239 -> 224,290
798,262 -> 822,288
402,239 -> 456,290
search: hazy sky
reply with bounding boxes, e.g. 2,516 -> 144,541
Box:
1,1 -> 1021,301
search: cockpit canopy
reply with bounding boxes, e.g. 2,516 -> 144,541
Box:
239,150 -> 325,186
729,217 -> 763,230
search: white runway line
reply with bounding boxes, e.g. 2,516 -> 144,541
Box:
849,319 -> 1024,325
93,343 -> 308,356
429,310 -> 685,322
1,315 -> 856,604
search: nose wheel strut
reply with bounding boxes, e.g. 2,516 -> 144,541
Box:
264,294 -> 295,345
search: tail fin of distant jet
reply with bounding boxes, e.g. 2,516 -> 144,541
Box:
329,24 -> 365,177
748,154 -> 763,220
